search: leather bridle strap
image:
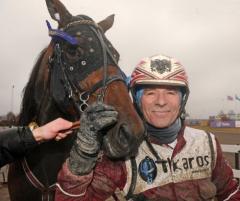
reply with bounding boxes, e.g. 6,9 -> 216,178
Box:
54,42 -> 126,112
87,75 -> 126,97
53,23 -> 126,112
85,24 -> 113,102
76,74 -> 125,112
22,158 -> 56,201
22,157 -> 90,199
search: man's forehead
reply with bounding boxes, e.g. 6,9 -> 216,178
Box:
143,85 -> 180,91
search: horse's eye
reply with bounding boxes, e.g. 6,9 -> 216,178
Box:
67,45 -> 78,56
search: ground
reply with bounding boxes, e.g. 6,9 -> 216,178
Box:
0,184 -> 9,201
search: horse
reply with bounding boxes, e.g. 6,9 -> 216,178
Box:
7,0 -> 145,200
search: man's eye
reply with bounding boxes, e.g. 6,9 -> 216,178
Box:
145,91 -> 155,96
167,90 -> 178,95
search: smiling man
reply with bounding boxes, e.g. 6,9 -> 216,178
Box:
126,54 -> 240,200
54,54 -> 240,201
141,86 -> 181,128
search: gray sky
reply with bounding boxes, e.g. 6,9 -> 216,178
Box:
1,0 -> 240,119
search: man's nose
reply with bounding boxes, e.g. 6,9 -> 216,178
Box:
154,92 -> 167,106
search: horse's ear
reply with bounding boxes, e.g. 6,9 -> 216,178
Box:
98,14 -> 115,33
45,0 -> 72,27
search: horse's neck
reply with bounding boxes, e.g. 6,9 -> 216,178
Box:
26,124 -> 76,186
37,96 -> 61,125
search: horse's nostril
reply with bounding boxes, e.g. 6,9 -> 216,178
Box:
118,124 -> 131,140
119,123 -> 128,132
103,122 -> 143,158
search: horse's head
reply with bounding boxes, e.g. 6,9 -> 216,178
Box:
41,0 -> 145,158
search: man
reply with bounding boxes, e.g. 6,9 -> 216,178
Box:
0,118 -> 73,167
55,54 -> 240,200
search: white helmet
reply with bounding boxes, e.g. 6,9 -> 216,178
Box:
130,54 -> 189,119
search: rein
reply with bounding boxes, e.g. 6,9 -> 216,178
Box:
21,17 -> 127,200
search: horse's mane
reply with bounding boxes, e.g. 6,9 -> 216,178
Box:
19,48 -> 48,125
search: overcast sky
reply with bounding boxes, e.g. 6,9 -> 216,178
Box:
1,0 -> 240,119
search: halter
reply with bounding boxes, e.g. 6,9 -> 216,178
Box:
22,17 -> 127,201
48,17 -> 127,113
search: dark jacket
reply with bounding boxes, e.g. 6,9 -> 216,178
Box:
0,127 -> 37,167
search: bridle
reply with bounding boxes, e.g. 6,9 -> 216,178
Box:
22,17 -> 127,201
49,17 -> 127,113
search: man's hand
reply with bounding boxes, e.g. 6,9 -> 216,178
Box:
32,118 -> 73,143
76,102 -> 118,154
68,102 -> 118,175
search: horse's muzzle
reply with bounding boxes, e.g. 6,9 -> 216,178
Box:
102,123 -> 144,159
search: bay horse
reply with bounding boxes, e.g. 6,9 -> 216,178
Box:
8,0 -> 145,200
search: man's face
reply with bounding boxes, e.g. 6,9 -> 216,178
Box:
140,85 -> 181,128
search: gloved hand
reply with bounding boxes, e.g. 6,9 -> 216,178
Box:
68,102 -> 118,175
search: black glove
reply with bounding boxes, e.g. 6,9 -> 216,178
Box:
68,102 -> 118,175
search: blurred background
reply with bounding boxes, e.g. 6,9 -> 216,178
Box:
1,0 -> 240,120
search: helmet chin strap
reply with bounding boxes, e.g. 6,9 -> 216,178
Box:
178,89 -> 189,121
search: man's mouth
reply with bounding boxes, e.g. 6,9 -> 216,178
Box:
152,111 -> 169,116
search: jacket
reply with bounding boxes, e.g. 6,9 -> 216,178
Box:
55,126 -> 240,201
0,127 -> 37,167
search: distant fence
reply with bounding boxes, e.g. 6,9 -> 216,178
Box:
221,144 -> 240,181
210,120 -> 240,128
0,165 -> 8,183
0,127 -> 9,184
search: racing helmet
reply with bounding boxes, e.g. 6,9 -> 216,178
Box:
130,54 -> 189,119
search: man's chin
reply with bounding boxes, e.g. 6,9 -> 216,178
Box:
149,120 -> 170,128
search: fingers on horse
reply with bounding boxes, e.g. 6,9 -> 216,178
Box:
55,132 -> 70,141
55,136 -> 61,141
63,130 -> 73,135
55,118 -> 73,129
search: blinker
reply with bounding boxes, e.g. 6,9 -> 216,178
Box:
46,20 -> 78,45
